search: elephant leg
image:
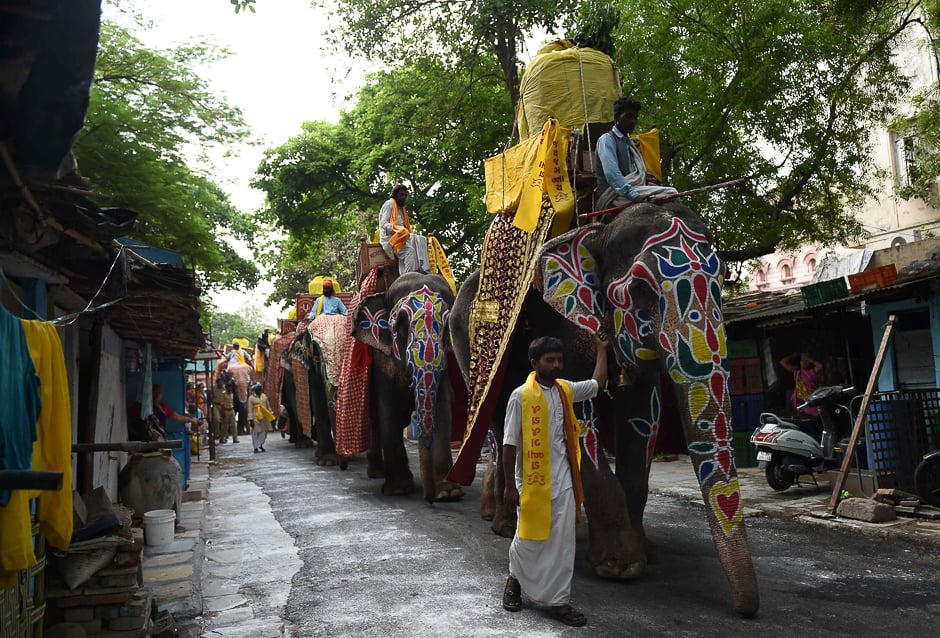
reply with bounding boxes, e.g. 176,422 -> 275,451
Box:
309,360 -> 341,466
613,363 -> 662,564
581,436 -> 647,580
281,373 -> 307,446
371,360 -> 414,495
479,453 -> 496,520
486,396 -> 517,537
366,413 -> 384,478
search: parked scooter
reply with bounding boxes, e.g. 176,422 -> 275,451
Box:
750,385 -> 858,491
915,449 -> 940,507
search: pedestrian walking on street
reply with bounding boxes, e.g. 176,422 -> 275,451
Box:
248,382 -> 276,453
501,335 -> 607,627
215,374 -> 239,443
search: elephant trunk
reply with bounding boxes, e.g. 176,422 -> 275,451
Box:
410,364 -> 441,448
713,526 -> 760,618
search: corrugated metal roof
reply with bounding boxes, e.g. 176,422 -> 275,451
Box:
723,271 -> 940,326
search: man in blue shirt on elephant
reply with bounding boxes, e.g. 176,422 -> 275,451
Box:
595,96 -> 678,210
312,279 -> 347,318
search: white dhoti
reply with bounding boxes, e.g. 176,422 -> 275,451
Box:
596,184 -> 679,210
508,488 -> 576,606
381,233 -> 430,274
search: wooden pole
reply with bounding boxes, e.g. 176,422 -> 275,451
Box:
72,441 -> 181,454
578,178 -> 747,221
828,313 -> 898,513
0,470 -> 63,491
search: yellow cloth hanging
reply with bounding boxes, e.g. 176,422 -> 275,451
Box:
426,237 -> 457,295
0,320 -> 73,587
633,128 -> 663,183
517,373 -> 583,540
485,118 -> 574,236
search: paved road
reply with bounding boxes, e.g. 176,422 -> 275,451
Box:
192,436 -> 940,637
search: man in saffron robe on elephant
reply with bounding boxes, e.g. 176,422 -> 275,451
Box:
378,184 -> 430,275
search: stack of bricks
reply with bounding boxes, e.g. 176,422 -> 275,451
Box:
44,528 -> 155,637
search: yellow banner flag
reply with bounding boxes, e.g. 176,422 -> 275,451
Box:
512,118 -> 574,234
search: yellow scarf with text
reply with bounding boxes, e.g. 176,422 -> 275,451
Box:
518,372 -> 583,540
426,236 -> 457,295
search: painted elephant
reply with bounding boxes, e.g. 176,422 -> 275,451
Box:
225,362 -> 253,435
352,272 -> 464,502
451,201 -> 759,618
276,329 -> 343,465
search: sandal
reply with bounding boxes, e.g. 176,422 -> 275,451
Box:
502,576 -> 522,612
549,604 -> 586,627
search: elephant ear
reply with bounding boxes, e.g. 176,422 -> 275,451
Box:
536,223 -> 606,336
352,293 -> 393,356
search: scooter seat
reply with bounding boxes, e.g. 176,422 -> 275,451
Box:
759,412 -> 798,429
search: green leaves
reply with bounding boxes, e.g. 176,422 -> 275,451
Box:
253,56 -> 511,306
572,0 -> 925,261
74,20 -> 259,292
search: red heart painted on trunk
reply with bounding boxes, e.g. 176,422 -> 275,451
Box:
576,316 -> 600,333
709,480 -> 743,536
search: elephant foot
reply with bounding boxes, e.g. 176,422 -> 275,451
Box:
490,507 -> 516,538
382,478 -> 415,496
585,524 -> 648,581
481,508 -> 495,522
367,463 -> 385,479
294,436 -> 315,449
316,452 -> 342,467
590,555 -> 646,580
433,483 -> 464,502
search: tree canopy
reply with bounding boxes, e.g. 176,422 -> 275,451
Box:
210,306 -> 271,350
253,57 -> 511,306
569,0 -> 937,261
325,0 -> 576,104
73,20 -> 260,292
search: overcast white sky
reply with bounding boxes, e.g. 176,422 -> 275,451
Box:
104,1 -> 551,325
102,0 -> 371,323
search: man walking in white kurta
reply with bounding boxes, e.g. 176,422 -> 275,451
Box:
501,336 -> 607,627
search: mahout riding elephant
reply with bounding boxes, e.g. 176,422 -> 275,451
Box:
351,272 -> 464,502
450,201 -> 759,618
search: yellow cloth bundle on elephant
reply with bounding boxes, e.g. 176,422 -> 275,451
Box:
516,40 -> 621,140
484,118 -> 574,237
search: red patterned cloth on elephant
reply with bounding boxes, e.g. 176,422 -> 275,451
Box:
448,197 -> 557,485
334,268 -> 379,456
262,332 -> 294,418
289,320 -> 313,436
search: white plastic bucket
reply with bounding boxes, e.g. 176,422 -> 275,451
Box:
143,509 -> 176,546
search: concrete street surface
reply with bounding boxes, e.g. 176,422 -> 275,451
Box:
144,436 -> 940,637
